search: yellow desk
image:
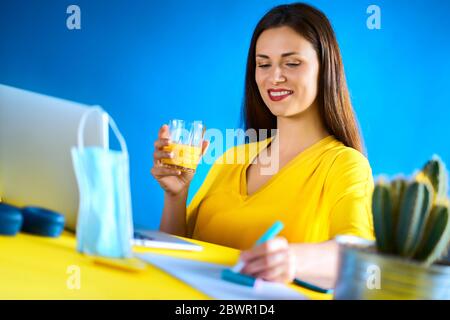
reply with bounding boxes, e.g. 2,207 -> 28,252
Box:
0,232 -> 330,300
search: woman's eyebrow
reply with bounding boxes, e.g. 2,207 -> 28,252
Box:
281,52 -> 300,57
256,52 -> 301,59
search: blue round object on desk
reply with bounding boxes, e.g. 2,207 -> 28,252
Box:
21,206 -> 65,237
0,203 -> 23,236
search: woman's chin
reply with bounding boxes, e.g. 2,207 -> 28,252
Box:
268,106 -> 307,118
267,103 -> 289,115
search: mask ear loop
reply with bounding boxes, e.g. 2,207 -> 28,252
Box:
77,106 -> 105,152
108,115 -> 129,158
76,104 -> 130,173
77,106 -> 128,157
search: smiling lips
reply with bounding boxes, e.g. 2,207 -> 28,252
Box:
268,89 -> 294,101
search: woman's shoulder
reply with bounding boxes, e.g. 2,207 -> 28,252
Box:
322,140 -> 374,200
325,139 -> 372,176
323,136 -> 369,164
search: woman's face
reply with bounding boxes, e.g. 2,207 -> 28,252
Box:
255,26 -> 320,118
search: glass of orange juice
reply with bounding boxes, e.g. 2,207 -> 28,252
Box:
161,119 -> 204,173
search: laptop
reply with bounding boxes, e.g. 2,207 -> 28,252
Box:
0,84 -> 108,231
0,84 -> 203,251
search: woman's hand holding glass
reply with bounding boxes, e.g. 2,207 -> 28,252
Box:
151,124 -> 209,196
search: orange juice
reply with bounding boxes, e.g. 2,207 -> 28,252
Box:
161,143 -> 202,172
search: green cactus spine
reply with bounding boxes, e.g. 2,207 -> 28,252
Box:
372,181 -> 394,253
396,181 -> 433,257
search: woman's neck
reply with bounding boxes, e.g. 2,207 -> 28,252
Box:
271,103 -> 330,156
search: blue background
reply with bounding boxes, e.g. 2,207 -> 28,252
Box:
1,0 -> 449,229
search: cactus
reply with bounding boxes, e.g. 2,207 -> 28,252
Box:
413,205 -> 450,266
421,155 -> 449,203
396,181 -> 433,257
372,181 -> 394,253
372,155 -> 450,266
390,177 -> 408,252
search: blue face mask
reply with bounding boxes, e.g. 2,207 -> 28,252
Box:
71,108 -> 133,258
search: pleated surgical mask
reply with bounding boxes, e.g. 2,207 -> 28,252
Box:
71,107 -> 133,258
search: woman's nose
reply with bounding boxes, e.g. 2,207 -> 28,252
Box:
270,67 -> 286,84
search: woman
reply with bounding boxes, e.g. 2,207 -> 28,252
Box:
151,3 -> 374,287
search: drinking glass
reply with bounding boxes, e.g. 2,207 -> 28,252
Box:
161,119 -> 204,173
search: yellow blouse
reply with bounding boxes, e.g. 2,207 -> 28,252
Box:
186,135 -> 374,250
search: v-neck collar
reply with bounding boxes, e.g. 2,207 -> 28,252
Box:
239,135 -> 336,199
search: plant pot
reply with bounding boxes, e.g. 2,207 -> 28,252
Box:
333,245 -> 450,300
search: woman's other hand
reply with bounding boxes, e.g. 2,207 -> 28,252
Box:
240,237 -> 297,283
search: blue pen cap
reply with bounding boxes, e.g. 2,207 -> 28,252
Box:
21,206 -> 65,237
0,203 -> 23,236
255,221 -> 284,246
221,269 -> 258,287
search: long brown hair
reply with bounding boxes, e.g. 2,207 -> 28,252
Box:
242,2 -> 364,153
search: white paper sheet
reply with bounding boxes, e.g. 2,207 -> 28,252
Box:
137,253 -> 306,300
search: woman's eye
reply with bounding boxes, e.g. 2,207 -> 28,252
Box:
286,63 -> 301,67
257,64 -> 271,69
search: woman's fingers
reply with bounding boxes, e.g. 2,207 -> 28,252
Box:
154,124 -> 171,151
239,237 -> 296,283
253,264 -> 286,282
154,138 -> 171,150
151,166 -> 181,177
159,124 -> 170,140
254,251 -> 297,282
154,150 -> 174,161
241,249 -> 288,275
240,237 -> 289,261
